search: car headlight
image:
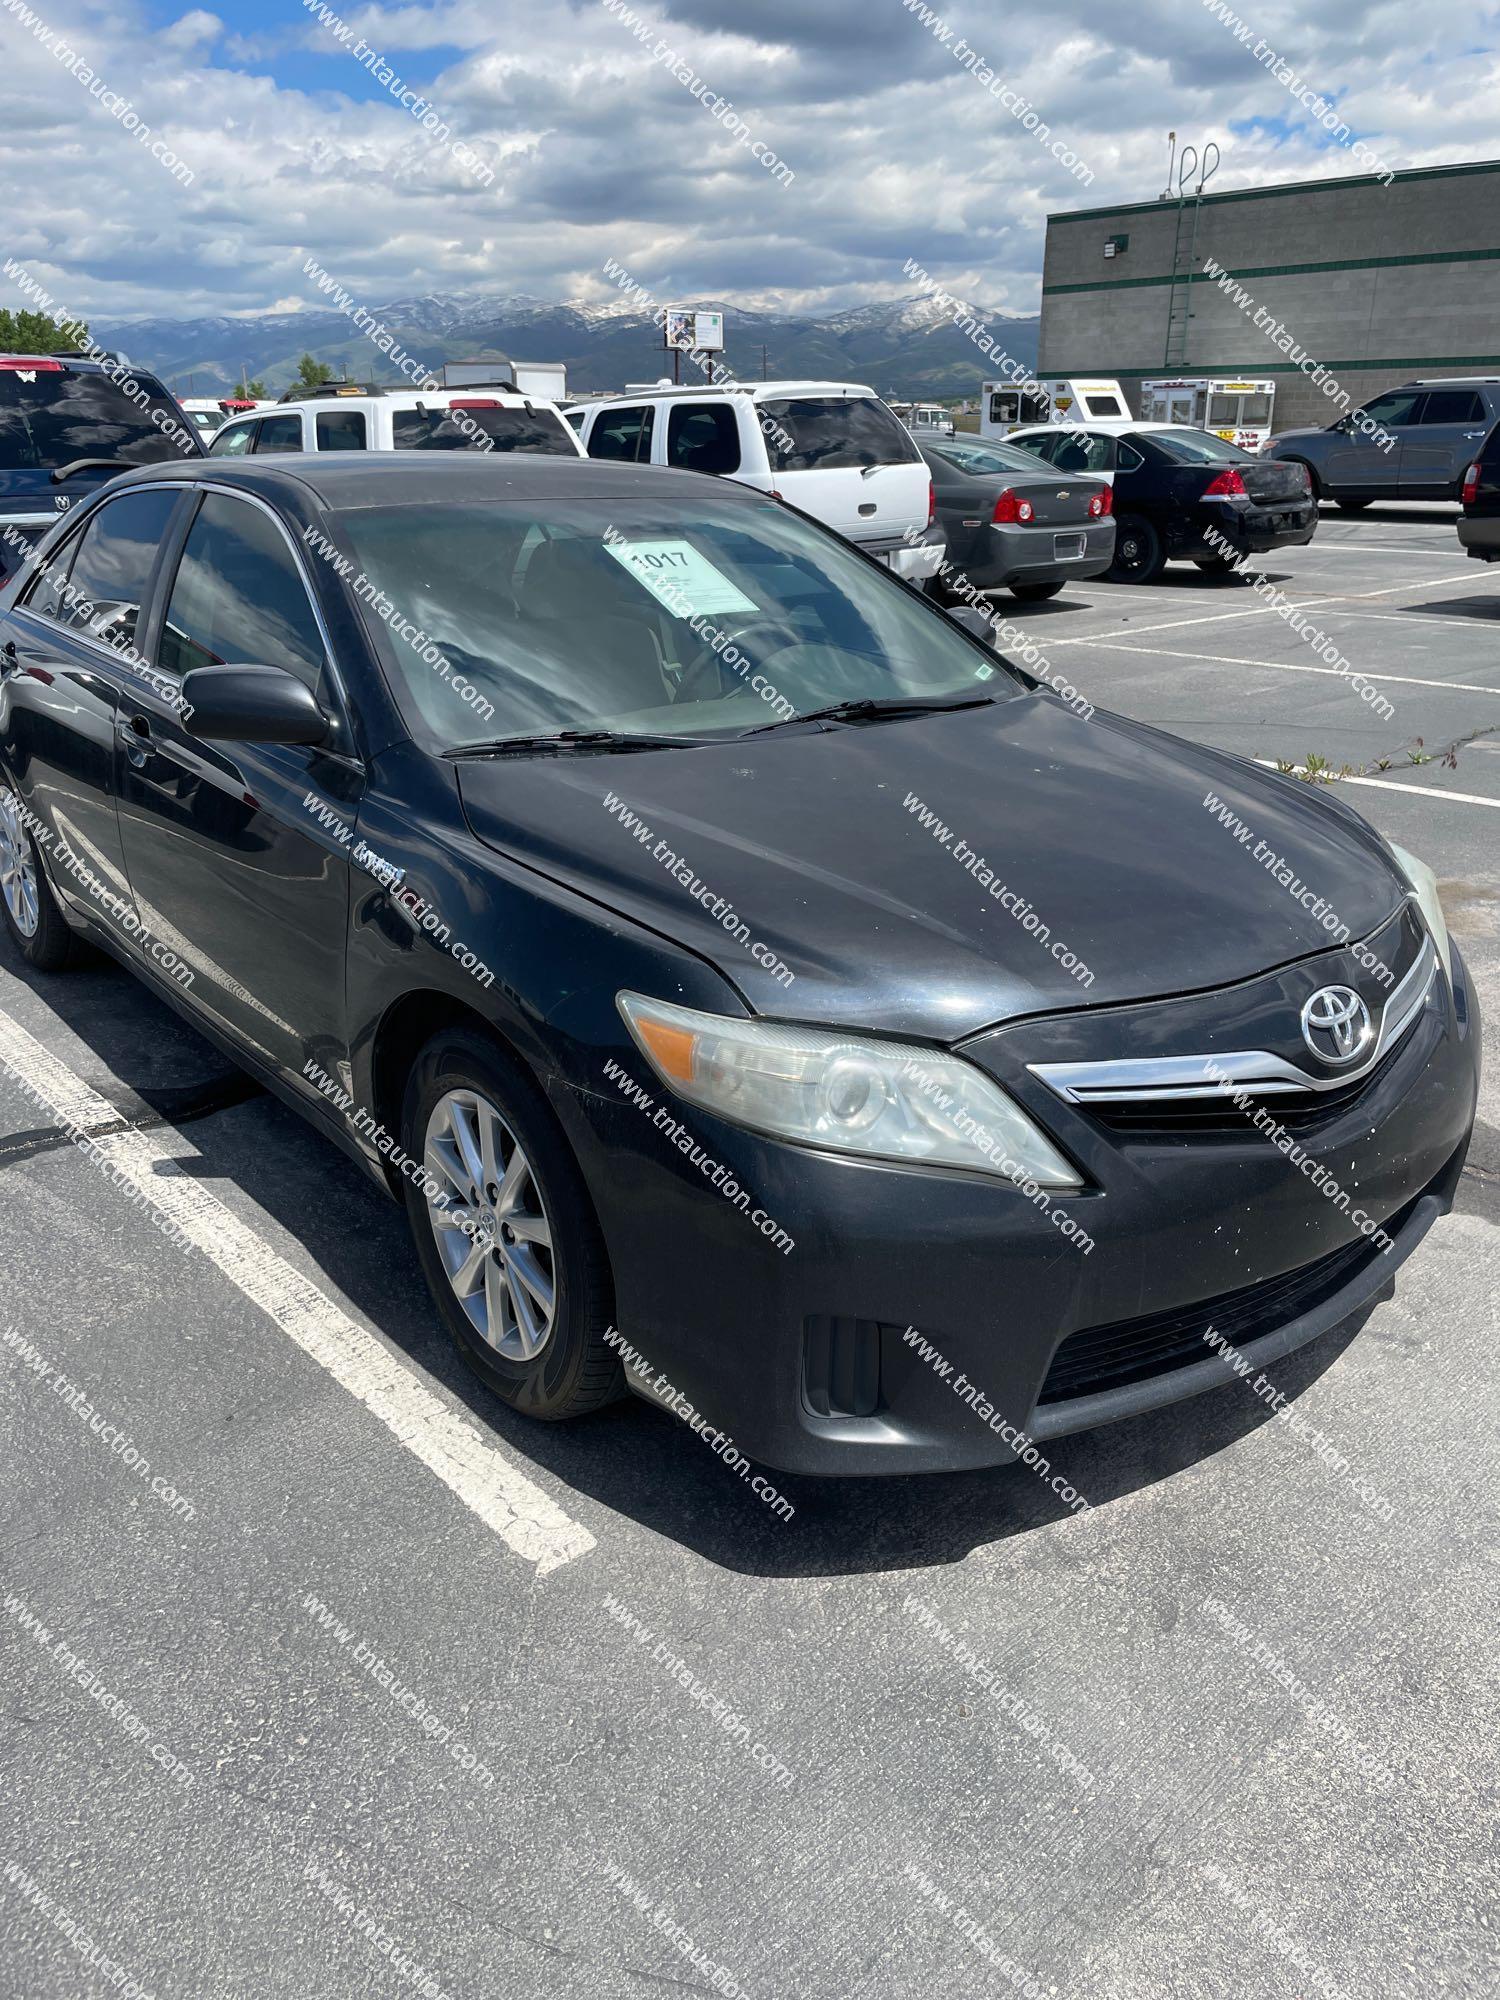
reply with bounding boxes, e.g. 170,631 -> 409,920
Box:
617,993 -> 1082,1189
1386,841 -> 1453,983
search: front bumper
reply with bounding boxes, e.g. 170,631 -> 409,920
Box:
550,935 -> 1479,1477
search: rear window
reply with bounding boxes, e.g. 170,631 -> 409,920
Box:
931,439 -> 1053,477
392,406 -> 578,454
1144,430 -> 1254,464
761,396 -> 921,472
1080,391 -> 1127,418
0,365 -> 199,470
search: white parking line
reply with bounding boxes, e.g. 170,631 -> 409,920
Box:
1253,761 -> 1500,811
1076,640 -> 1500,699
1041,573 -> 1488,647
0,1007 -> 596,1575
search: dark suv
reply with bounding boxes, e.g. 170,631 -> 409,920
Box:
1457,420 -> 1500,561
1265,378 -> 1500,507
0,351 -> 200,583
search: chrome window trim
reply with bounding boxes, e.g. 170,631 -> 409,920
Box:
1030,934 -> 1438,1105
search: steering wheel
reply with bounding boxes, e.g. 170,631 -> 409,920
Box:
671,617 -> 807,705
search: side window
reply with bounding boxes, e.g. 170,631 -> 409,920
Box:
588,404 -> 654,462
253,414 -> 305,454
1418,390 -> 1485,425
53,488 -> 180,650
209,420 -> 255,457
1116,441 -> 1145,473
156,492 -> 327,693
989,390 -> 1019,426
1358,391 -> 1424,429
1019,431 -> 1062,465
666,403 -> 740,475
316,410 -> 367,451
18,526 -> 85,623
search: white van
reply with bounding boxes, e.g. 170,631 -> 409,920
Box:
982,377 -> 1132,437
1139,377 -> 1276,452
570,380 -> 943,582
206,385 -> 585,459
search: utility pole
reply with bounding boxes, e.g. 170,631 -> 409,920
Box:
760,344 -> 769,380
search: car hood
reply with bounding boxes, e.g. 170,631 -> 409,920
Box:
456,696 -> 1405,1041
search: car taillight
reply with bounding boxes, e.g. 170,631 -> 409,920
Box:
992,489 -> 1035,524
1201,468 -> 1248,498
1087,485 -> 1113,518
927,478 -> 936,526
1462,461 -> 1481,506
0,356 -> 64,372
450,398 -> 501,409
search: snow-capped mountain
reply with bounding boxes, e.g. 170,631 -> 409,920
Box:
92,293 -> 1038,400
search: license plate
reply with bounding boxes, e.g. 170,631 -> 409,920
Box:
1053,533 -> 1086,560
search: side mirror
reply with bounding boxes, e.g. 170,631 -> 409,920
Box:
182,664 -> 330,745
943,604 -> 997,646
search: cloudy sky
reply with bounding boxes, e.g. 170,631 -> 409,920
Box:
3,0 -> 1496,324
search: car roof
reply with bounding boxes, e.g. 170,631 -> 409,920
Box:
1400,376 -> 1500,387
586,379 -> 880,404
97,452 -> 761,511
0,349 -> 165,380
1009,421 -> 1196,436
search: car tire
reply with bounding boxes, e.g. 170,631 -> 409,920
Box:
1335,497 -> 1373,511
923,574 -> 955,605
400,1026 -> 623,1421
1193,552 -> 1241,572
1008,581 -> 1064,601
0,788 -> 88,973
1105,516 -> 1165,584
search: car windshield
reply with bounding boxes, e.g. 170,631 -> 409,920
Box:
931,440 -> 1050,476
760,396 -> 921,472
1145,430 -> 1255,464
0,366 -> 199,468
391,406 -> 578,454
333,492 -> 1025,753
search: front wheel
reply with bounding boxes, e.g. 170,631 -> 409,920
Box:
1105,516 -> 1165,584
0,788 -> 87,972
1008,581 -> 1064,601
401,1027 -> 622,1420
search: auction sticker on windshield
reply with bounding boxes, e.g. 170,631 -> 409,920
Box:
605,538 -> 759,617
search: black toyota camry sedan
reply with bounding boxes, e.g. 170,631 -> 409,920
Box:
0,455 -> 1478,1475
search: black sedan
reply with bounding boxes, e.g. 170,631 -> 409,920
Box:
1457,420 -> 1500,562
920,437 -> 1114,600
0,454 -> 1477,1476
1009,422 -> 1317,583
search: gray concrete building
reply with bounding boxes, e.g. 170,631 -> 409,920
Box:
1037,158 -> 1500,431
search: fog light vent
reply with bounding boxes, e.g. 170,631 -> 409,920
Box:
803,1316 -> 881,1418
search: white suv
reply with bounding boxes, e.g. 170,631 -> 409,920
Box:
569,380 -> 943,582
207,386 -> 585,458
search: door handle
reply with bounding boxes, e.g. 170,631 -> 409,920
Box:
117,712 -> 152,766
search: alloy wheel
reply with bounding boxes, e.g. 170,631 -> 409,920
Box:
0,790 -> 40,939
423,1088 -> 557,1361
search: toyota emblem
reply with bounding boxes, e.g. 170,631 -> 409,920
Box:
1300,985 -> 1373,1065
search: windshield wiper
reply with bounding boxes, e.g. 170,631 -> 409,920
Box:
738,693 -> 997,738
444,728 -> 705,760
50,458 -> 140,483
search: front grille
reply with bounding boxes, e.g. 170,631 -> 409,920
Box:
1088,1039 -> 1404,1139
1036,1197 -> 1417,1407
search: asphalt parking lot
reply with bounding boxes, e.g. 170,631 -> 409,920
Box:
2,500 -> 1496,2000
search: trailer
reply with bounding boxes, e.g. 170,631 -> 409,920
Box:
981,377 -> 1132,437
443,356 -> 567,401
1138,377 -> 1276,451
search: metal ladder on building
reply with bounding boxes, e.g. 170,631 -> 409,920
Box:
1162,190 -> 1205,368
